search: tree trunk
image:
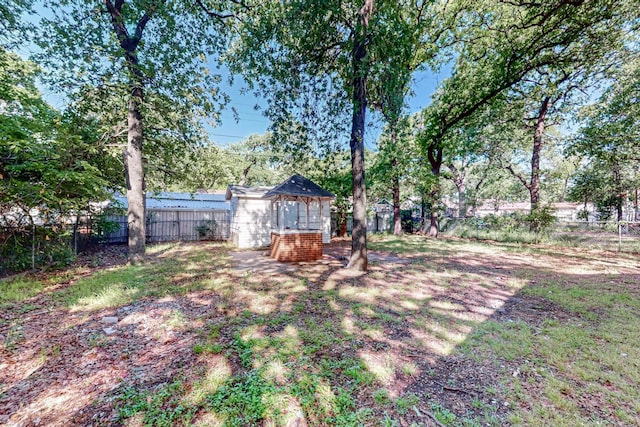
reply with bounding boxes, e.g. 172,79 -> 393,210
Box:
428,186 -> 439,237
390,124 -> 401,235
617,201 -> 623,222
613,161 -> 624,222
530,96 -> 550,212
339,210 -> 347,237
105,0 -> 154,264
347,0 -> 374,271
426,142 -> 443,238
124,87 -> 146,264
392,172 -> 402,235
238,158 -> 256,186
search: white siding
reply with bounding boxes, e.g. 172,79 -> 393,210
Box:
229,194 -> 333,248
321,201 -> 331,243
229,197 -> 240,246
233,197 -> 272,248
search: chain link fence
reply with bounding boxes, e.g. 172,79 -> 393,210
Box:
1,222 -> 87,276
1,210 -> 231,277
441,217 -> 640,253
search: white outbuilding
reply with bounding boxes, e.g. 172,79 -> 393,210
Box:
225,174 -> 334,252
225,185 -> 274,248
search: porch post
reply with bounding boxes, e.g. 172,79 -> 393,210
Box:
278,195 -> 285,232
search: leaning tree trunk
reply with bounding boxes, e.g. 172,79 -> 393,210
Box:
528,96 -> 550,233
347,0 -> 374,271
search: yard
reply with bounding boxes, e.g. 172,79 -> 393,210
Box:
1,236 -> 639,426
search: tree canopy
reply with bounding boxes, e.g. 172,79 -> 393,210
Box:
1,48 -> 113,226
35,0 -> 239,262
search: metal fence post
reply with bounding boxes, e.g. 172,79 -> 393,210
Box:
73,220 -> 78,255
618,221 -> 622,252
31,223 -> 35,270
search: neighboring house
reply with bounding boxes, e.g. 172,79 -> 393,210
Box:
473,201 -> 596,221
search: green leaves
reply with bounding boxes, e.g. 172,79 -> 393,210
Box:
34,0 -> 241,190
568,58 -> 640,219
1,48 -> 115,224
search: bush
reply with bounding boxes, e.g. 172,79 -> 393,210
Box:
446,208 -> 556,245
92,214 -> 122,242
527,205 -> 556,236
0,225 -> 75,276
482,212 -> 529,232
195,219 -> 218,240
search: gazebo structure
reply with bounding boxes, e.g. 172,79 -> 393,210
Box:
263,174 -> 335,262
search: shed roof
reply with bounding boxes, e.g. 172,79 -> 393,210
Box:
225,185 -> 274,200
263,174 -> 335,199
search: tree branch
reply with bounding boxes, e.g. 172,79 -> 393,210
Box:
505,162 -> 531,190
195,0 -> 242,22
134,5 -> 157,41
104,0 -> 129,43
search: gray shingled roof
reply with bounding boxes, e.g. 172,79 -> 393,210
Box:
263,174 -> 335,199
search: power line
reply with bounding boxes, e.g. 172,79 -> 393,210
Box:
209,133 -> 251,139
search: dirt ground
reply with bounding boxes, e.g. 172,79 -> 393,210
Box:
0,238 -> 637,426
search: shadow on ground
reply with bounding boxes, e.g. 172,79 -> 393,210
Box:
1,237 -> 638,426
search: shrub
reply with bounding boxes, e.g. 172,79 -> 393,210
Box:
527,205 -> 556,236
0,225 -> 75,276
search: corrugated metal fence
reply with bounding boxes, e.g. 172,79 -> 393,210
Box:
103,209 -> 230,244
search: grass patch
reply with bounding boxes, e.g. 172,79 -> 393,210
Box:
0,277 -> 45,305
62,266 -> 149,310
460,320 -> 533,362
116,380 -> 195,426
206,370 -> 275,426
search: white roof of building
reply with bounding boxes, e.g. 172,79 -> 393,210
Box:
113,192 -> 230,210
225,185 -> 274,200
